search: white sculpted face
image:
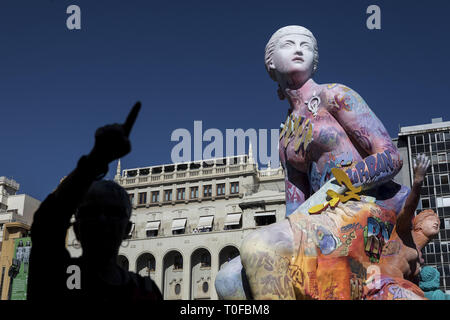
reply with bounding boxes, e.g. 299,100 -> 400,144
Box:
420,216 -> 440,238
269,34 -> 315,81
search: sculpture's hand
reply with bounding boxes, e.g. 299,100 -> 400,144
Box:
88,102 -> 141,164
413,153 -> 430,185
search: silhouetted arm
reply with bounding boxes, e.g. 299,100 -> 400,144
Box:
28,102 -> 141,300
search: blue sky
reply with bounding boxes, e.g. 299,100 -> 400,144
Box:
1,0 -> 449,201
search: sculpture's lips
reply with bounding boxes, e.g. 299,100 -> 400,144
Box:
292,57 -> 304,62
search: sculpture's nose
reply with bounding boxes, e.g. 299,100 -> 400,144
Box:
295,42 -> 303,55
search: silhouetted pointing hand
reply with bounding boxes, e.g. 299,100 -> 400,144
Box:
89,102 -> 141,164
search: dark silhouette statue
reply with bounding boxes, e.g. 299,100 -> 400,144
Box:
27,102 -> 163,301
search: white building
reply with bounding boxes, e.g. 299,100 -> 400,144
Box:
67,149 -> 285,300
0,177 -> 41,244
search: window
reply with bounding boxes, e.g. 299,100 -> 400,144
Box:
417,145 -> 425,153
190,187 -> 199,199
174,255 -> 183,270
254,211 -> 276,226
164,190 -> 172,202
230,182 -> 239,194
138,192 -> 147,205
200,253 -> 211,268
146,230 -> 158,237
129,193 -> 135,205
172,218 -> 187,235
440,174 -> 449,186
145,221 -> 160,237
438,153 -> 447,163
421,198 -> 430,209
147,260 -> 156,272
151,191 -> 160,203
444,197 -> 450,207
197,216 -> 214,233
224,213 -> 242,230
436,133 -> 444,142
445,218 -> 450,230
415,135 -> 424,145
444,265 -> 450,277
203,185 -> 212,197
177,188 -> 185,200
217,183 -> 225,196
436,197 -> 450,208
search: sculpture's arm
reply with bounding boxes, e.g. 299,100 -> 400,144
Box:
326,84 -> 402,190
395,154 -> 430,236
285,163 -> 311,217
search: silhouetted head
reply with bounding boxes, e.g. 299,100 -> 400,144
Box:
413,209 -> 440,239
74,180 -> 132,262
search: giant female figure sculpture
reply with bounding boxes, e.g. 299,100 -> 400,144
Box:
215,26 -> 424,300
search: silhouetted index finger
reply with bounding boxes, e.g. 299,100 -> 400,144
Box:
123,102 -> 141,136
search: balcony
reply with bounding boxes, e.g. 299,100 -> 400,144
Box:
0,209 -> 27,224
117,155 -> 255,187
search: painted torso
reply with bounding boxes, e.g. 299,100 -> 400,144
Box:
279,82 -> 402,217
279,84 -> 364,193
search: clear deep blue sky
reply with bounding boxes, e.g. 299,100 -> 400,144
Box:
1,0 -> 449,201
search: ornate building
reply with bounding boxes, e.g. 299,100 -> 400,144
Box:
66,147 -> 285,300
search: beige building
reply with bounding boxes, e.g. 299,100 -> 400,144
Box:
0,177 -> 40,247
0,177 -> 39,300
66,149 -> 285,300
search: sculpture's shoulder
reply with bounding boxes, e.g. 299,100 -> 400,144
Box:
320,83 -> 369,114
321,82 -> 359,97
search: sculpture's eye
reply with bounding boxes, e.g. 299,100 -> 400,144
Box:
281,41 -> 294,48
301,43 -> 312,50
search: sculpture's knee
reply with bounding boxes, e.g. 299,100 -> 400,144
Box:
215,256 -> 247,300
241,221 -> 293,263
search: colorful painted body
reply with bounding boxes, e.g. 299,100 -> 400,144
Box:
215,25 -> 416,300
280,82 -> 403,217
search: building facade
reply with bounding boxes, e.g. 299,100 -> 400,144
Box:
66,150 -> 285,300
0,177 -> 40,247
397,118 -> 450,293
0,177 -> 40,300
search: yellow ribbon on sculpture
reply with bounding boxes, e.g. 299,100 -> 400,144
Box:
308,168 -> 361,214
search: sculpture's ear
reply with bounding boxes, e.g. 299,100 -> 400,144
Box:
268,60 -> 276,70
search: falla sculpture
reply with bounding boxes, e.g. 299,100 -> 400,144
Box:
215,26 -> 439,300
